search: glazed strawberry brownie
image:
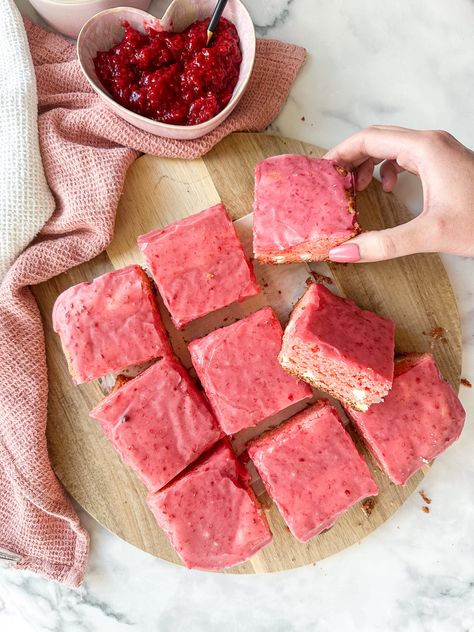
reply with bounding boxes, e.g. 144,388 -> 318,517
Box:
137,203 -> 259,329
189,306 -> 312,435
53,265 -> 170,384
347,353 -> 466,485
90,355 -> 222,492
148,441 -> 272,570
252,155 -> 359,263
248,400 -> 378,542
279,283 -> 395,411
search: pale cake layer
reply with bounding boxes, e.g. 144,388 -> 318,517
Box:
279,283 -> 395,411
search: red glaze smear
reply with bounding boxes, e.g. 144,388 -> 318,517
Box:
94,18 -> 242,126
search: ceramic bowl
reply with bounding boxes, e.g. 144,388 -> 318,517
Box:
77,0 -> 256,139
29,0 -> 151,39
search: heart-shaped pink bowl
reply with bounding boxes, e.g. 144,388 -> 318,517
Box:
77,0 -> 256,139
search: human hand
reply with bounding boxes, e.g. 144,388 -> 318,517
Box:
324,126 -> 474,262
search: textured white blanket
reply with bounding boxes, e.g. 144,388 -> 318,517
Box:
0,0 -> 54,281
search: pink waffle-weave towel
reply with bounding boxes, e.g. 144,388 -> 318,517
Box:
0,16 -> 306,587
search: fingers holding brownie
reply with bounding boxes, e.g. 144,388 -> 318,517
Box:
326,126 -> 474,262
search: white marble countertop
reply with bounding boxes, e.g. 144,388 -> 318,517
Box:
3,1 -> 474,630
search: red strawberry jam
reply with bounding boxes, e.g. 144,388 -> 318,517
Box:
94,18 -> 242,126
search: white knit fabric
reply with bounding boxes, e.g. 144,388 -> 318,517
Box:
0,0 -> 54,281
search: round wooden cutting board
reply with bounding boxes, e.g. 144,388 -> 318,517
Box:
33,133 -> 462,574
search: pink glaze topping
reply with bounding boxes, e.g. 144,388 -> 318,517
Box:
248,400 -> 378,542
148,441 -> 272,569
189,307 -> 312,435
348,354 -> 466,485
292,283 -> 395,385
253,155 -> 356,253
138,203 -> 259,329
52,265 -> 170,384
90,356 -> 222,492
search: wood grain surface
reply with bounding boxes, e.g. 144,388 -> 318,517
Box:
33,133 -> 462,574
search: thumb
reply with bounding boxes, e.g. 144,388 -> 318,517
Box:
328,216 -> 429,263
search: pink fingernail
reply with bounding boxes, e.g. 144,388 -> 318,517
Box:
328,243 -> 361,263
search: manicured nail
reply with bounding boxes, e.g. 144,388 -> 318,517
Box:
328,243 -> 361,263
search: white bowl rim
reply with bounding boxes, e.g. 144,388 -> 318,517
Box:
77,3 -> 256,132
30,0 -> 130,6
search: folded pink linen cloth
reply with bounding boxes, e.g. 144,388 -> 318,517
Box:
0,17 -> 306,587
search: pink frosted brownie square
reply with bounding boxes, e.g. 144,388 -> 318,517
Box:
248,400 -> 378,542
137,203 -> 259,329
90,355 -> 222,492
148,441 -> 272,570
189,306 -> 313,435
253,155 -> 359,263
53,265 -> 170,384
279,283 -> 395,411
347,353 -> 466,485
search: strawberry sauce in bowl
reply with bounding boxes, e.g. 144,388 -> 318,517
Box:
77,1 -> 256,139
94,17 -> 242,126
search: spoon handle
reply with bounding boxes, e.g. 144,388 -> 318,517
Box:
207,0 -> 229,44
